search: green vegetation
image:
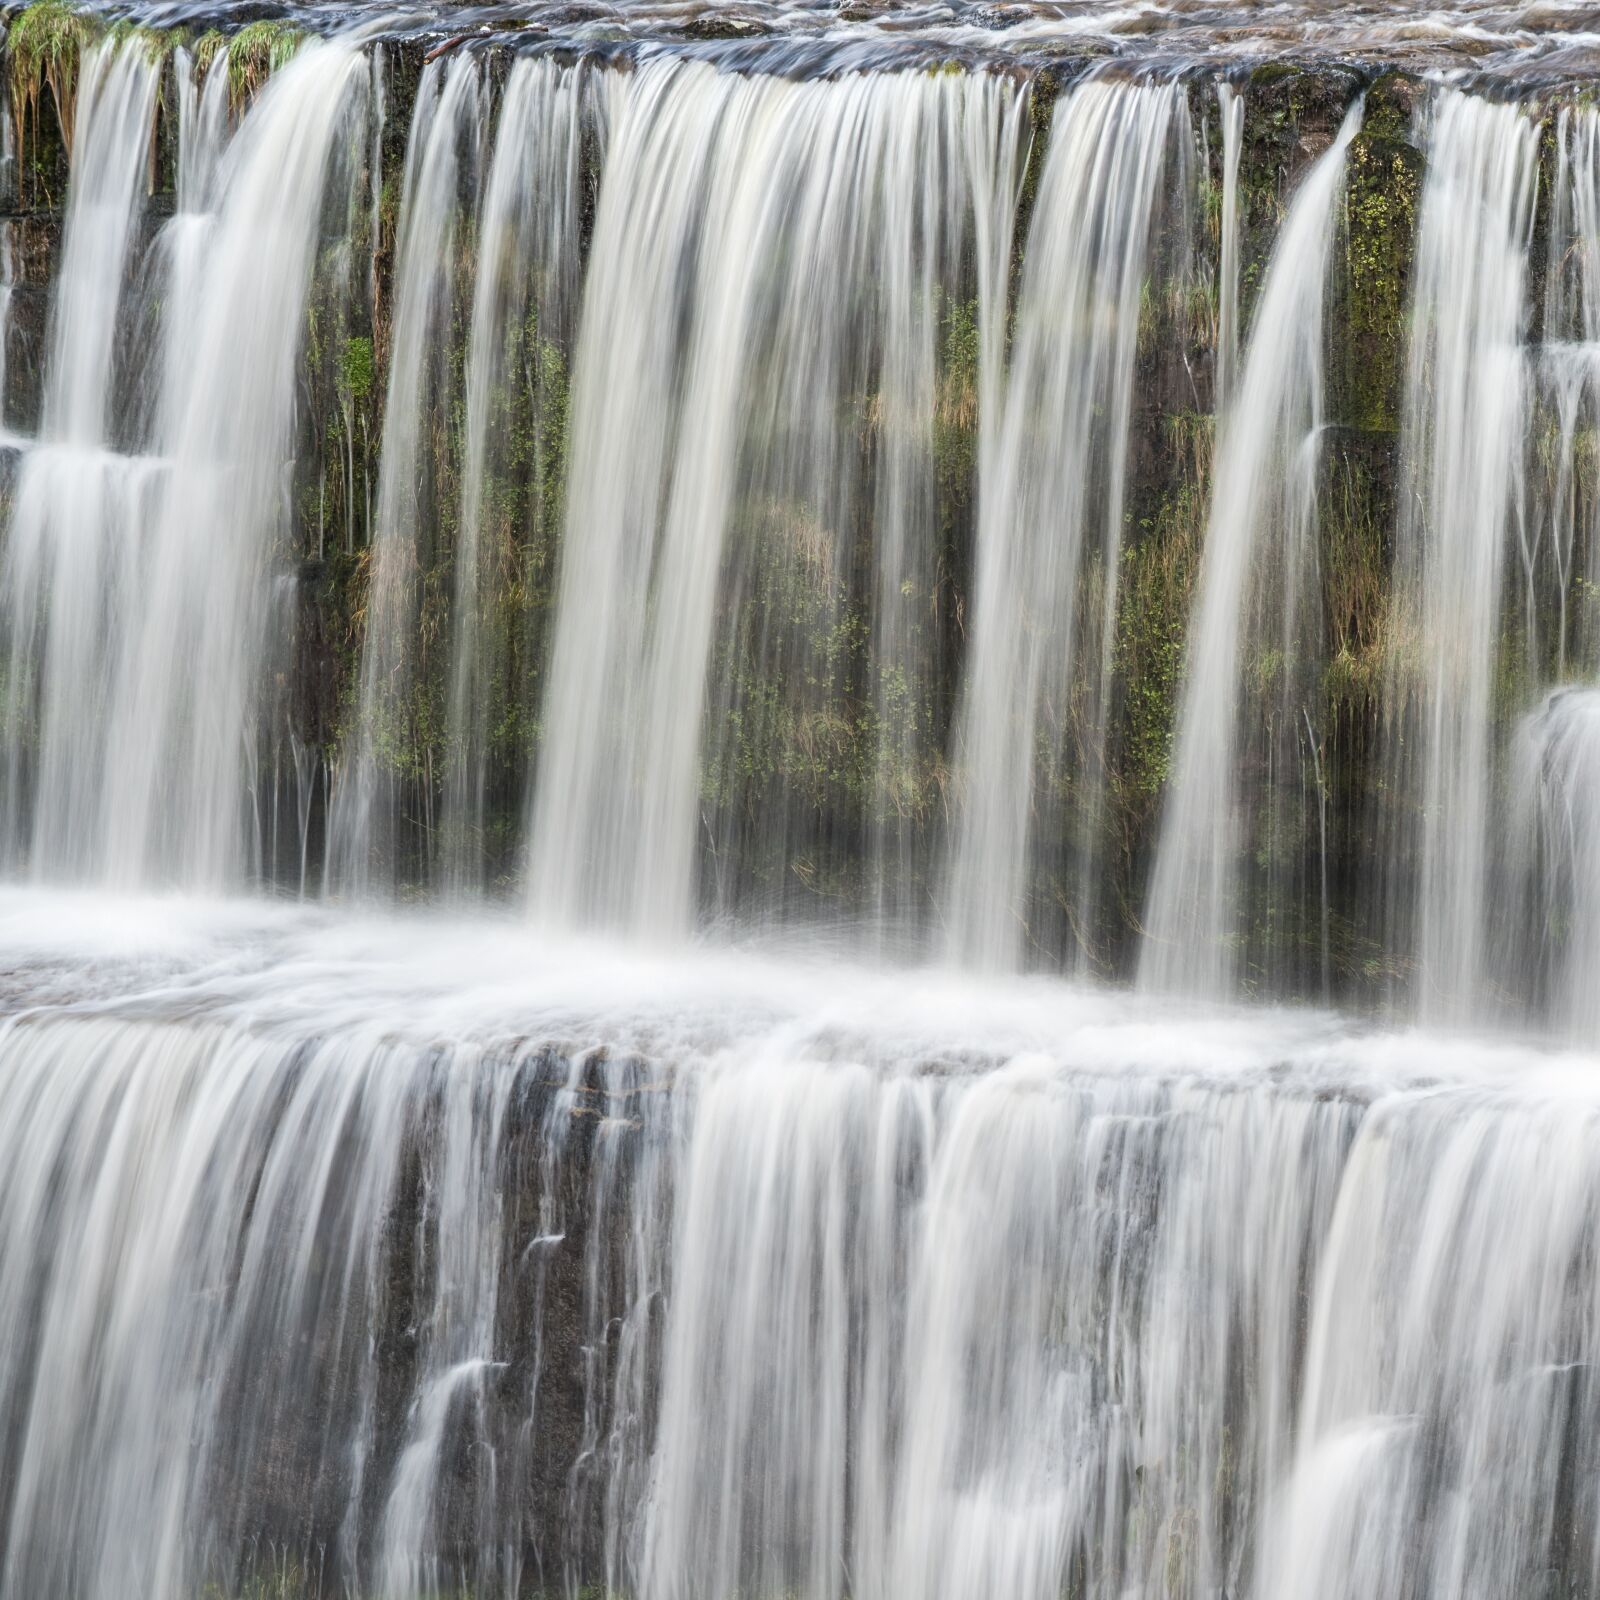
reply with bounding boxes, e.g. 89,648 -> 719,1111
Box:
8,0 -> 91,168
1339,131 -> 1419,432
340,335 -> 376,404
1113,466 -> 1206,813
1321,452 -> 1390,713
225,18 -> 301,104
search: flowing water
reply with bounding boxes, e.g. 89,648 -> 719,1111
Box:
1,33 -> 370,889
5,4 -> 1600,1597
1141,101 -> 1360,997
941,78 -> 1181,971
528,57 -> 1025,938
329,53 -> 485,892
1385,91 -> 1539,1021
441,56 -> 589,898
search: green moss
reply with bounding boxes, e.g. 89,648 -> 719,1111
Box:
1112,474 -> 1205,808
340,335 -> 375,404
104,16 -> 170,64
1337,129 -> 1420,432
932,293 -> 979,531
1247,60 -> 1298,90
1011,71 -> 1057,294
1321,451 -> 1390,710
1360,69 -> 1417,146
525,316 -> 569,550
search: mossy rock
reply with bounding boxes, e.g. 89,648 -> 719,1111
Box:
7,0 -> 94,189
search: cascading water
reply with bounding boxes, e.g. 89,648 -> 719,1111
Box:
1141,102 -> 1360,998
329,53 -> 484,893
441,56 -> 589,897
1539,105 -> 1600,675
941,78 -> 1182,972
6,7 -> 1600,1599
528,57 -> 1026,939
0,902 -> 1598,1599
1,31 -> 370,888
1385,90 -> 1538,1020
0,38 -> 161,872
1510,687 -> 1600,1044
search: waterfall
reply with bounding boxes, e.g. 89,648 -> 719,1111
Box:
0,36 -> 370,889
34,40 -> 156,446
8,13 -> 1600,1597
0,901 -> 1593,1597
1140,102 -> 1360,999
941,79 -> 1181,972
528,59 -> 1025,940
329,55 -> 485,895
0,39 -> 160,872
1538,106 -> 1600,675
1514,115 -> 1600,1050
158,47 -> 229,426
1386,90 -> 1537,1020
441,56 -> 590,899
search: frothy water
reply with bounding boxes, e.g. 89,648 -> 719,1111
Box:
0,890 -> 1595,1596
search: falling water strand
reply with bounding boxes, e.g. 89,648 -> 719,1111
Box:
1539,105 -> 1600,674
0,41 -> 162,872
441,57 -> 588,898
941,79 -> 1179,972
37,41 -> 158,446
1386,90 -> 1536,1021
529,60 -> 1025,939
2,41 -> 369,889
158,48 -> 230,417
1140,102 -> 1361,999
1215,79 -> 1243,411
329,56 -> 485,896
1508,687 -> 1600,1045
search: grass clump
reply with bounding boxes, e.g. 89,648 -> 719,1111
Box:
226,18 -> 300,104
8,0 -> 92,163
191,28 -> 225,75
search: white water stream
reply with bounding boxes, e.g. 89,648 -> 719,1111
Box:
1141,102 -> 1360,997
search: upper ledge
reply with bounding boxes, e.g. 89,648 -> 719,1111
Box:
25,0 -> 1600,83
